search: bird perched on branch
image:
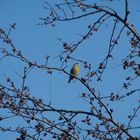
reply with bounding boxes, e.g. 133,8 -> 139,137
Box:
68,63 -> 80,83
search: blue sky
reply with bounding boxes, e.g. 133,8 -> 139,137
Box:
0,0 -> 140,139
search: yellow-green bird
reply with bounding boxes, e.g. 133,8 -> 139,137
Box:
68,63 -> 80,83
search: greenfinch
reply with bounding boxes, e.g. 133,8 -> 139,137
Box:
68,63 -> 80,83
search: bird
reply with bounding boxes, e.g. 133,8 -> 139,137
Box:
68,63 -> 80,83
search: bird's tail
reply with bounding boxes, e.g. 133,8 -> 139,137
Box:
68,78 -> 71,83
68,76 -> 73,83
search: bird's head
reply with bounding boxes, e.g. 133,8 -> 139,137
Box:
75,62 -> 80,67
